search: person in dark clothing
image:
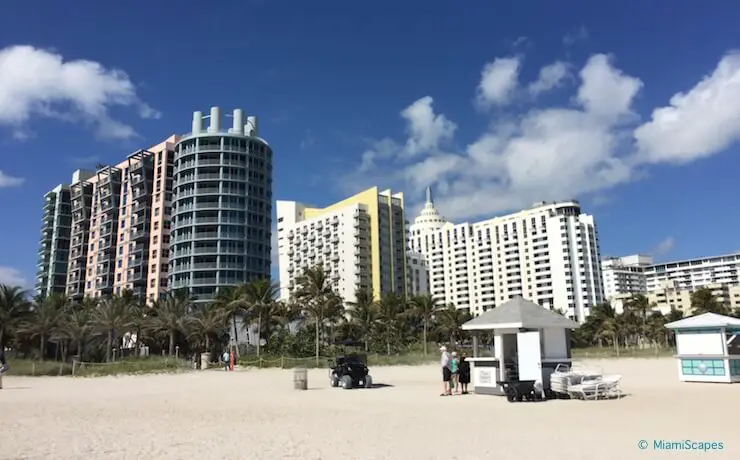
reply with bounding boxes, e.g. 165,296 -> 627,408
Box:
0,349 -> 8,390
458,354 -> 471,394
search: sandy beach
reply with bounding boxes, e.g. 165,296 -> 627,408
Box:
0,357 -> 736,459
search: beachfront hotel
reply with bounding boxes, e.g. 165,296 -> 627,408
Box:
602,252 -> 740,299
36,107 -> 273,304
36,184 -> 74,298
601,254 -> 653,300
276,187 -> 411,303
408,188 -> 604,321
601,252 -> 740,314
169,108 -> 273,303
59,136 -> 180,302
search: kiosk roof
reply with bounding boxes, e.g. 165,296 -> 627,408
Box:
461,296 -> 580,330
665,312 -> 740,329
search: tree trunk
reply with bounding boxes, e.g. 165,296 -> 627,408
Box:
256,312 -> 262,358
386,325 -> 391,356
314,318 -> 320,366
0,329 -> 4,349
39,334 -> 46,360
205,335 -> 210,353
232,314 -> 239,346
422,321 -> 428,355
614,336 -> 620,357
168,331 -> 175,356
106,330 -> 114,362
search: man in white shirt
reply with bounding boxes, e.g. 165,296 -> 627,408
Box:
440,346 -> 451,396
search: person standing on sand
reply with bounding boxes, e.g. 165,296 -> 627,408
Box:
450,351 -> 460,394
222,350 -> 230,372
458,354 -> 471,394
0,349 -> 8,390
440,346 -> 452,396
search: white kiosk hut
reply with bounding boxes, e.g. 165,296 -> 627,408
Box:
461,296 -> 580,396
665,313 -> 740,383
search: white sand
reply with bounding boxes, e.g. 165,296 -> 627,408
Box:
0,358 -> 736,459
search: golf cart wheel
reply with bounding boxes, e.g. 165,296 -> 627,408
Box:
364,375 -> 373,388
505,390 -> 517,402
330,374 -> 339,387
341,375 -> 353,389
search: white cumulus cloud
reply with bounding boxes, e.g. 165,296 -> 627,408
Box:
634,51 -> 740,164
0,266 -> 27,287
0,170 -> 24,187
653,236 -> 676,256
476,57 -> 521,107
340,51 -> 740,221
528,61 -> 570,96
0,45 -> 160,140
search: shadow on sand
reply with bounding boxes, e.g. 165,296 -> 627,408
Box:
369,383 -> 394,389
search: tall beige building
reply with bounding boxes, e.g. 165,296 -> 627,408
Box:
64,136 -> 179,302
276,187 -> 408,303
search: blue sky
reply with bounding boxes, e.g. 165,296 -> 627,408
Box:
2,0 -> 740,287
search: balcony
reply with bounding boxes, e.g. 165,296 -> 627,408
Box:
131,230 -> 150,241
100,200 -> 117,213
132,201 -> 148,214
98,238 -> 114,250
192,277 -> 218,286
129,257 -> 146,268
95,278 -> 114,290
128,271 -> 147,283
67,283 -> 85,297
130,174 -> 146,186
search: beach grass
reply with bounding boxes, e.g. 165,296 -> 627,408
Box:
5,357 -> 192,377
572,346 -> 674,359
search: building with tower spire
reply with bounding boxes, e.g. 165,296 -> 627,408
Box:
408,187 -> 604,322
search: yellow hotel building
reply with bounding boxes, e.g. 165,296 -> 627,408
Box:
276,187 -> 408,302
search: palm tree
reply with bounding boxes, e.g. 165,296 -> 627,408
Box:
294,265 -> 339,365
345,288 -> 378,352
408,294 -> 439,355
187,304 -> 228,355
375,292 -> 406,355
62,303 -> 95,360
213,286 -> 247,347
0,285 -> 29,348
241,279 -> 281,357
624,294 -> 652,348
93,295 -> 131,362
435,304 -> 469,346
119,290 -> 147,352
18,294 -> 66,359
149,291 -> 192,356
691,287 -> 729,315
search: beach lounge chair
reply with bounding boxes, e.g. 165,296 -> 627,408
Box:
550,364 -> 603,398
567,375 -> 622,400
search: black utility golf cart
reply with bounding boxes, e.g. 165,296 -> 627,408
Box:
329,340 -> 373,389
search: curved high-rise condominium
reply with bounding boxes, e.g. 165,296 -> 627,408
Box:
169,107 -> 273,302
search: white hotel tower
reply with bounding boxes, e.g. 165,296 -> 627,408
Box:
408,188 -> 604,322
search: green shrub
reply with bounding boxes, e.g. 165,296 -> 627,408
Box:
236,352 -> 438,369
572,346 -> 674,359
4,357 -> 192,377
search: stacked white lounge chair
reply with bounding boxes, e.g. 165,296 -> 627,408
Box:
550,364 -> 622,400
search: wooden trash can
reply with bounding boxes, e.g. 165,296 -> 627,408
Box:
293,367 -> 308,390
